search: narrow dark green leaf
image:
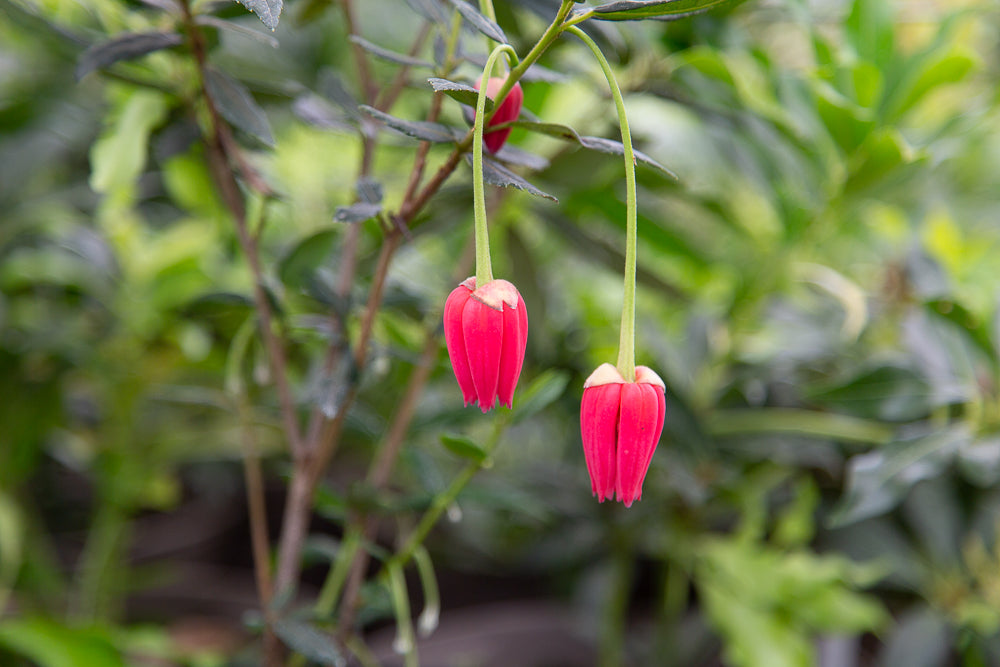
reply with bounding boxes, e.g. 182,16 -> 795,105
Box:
511,370 -> 570,423
334,202 -> 382,223
319,71 -> 361,119
233,0 -> 282,31
359,105 -> 459,143
272,619 -> 344,667
349,35 -> 432,68
204,67 -> 274,146
278,229 -> 337,289
510,120 -> 677,178
467,154 -> 558,201
428,77 -> 494,112
577,135 -> 678,179
806,364 -> 931,422
195,15 -> 279,48
446,0 -> 507,43
76,32 -> 182,80
589,0 -> 729,21
440,433 -> 488,463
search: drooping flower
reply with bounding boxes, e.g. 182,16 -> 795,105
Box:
443,277 -> 528,412
474,76 -> 524,154
580,363 -> 666,507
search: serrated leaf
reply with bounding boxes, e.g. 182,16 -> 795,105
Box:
233,0 -> 282,31
195,15 -> 279,48
76,31 -> 182,80
829,426 -> 971,528
510,120 -> 677,178
272,619 -> 344,667
446,0 -> 507,43
511,369 -> 570,423
350,35 -> 432,68
589,0 -> 729,21
428,77 -> 494,112
466,154 -> 557,200
359,105 -> 459,143
204,67 -> 274,146
334,202 -> 382,223
440,433 -> 488,463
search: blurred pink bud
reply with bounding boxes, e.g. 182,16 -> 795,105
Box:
580,364 -> 666,507
474,76 -> 523,154
443,277 -> 528,412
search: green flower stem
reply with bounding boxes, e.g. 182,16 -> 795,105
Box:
473,44 -> 519,287
567,25 -> 638,381
478,0 -> 499,53
314,528 -> 361,616
706,408 -> 895,445
388,560 -> 418,667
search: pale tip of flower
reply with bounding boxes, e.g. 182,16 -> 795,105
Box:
584,362 -> 625,388
459,276 -> 476,291
634,366 -> 666,389
472,278 -> 520,311
418,608 -> 440,637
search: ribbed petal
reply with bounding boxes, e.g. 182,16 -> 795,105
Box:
615,383 -> 662,508
581,384 -> 621,502
497,290 -> 528,408
443,279 -> 476,406
463,297 -> 504,412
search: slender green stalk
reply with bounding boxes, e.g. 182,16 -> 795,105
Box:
473,44 -> 518,287
413,546 -> 440,637
315,529 -> 362,616
388,561 -> 418,667
478,0 -> 498,53
567,26 -> 638,381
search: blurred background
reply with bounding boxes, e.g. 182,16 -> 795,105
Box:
2,0 -> 1000,664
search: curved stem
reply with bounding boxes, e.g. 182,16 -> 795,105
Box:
473,44 -> 519,287
567,26 -> 638,381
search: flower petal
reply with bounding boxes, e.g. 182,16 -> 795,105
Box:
615,383 -> 662,507
463,297 -> 504,412
581,383 -> 621,502
497,289 -> 528,409
443,280 -> 476,406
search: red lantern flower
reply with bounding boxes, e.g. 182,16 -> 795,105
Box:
580,363 -> 666,507
443,277 -> 528,412
474,76 -> 523,154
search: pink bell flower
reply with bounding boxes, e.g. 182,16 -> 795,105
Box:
474,76 -> 524,154
443,277 -> 528,412
580,363 -> 666,507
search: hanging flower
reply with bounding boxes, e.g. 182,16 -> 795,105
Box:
474,76 -> 523,154
443,277 -> 528,412
580,363 -> 666,507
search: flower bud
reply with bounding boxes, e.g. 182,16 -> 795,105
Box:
474,76 -> 523,154
580,363 -> 666,507
443,277 -> 528,412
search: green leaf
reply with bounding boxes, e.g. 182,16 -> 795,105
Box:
830,426 -> 971,527
278,229 -> 337,290
233,0 -> 282,31
90,89 -> 169,195
359,105 -> 459,143
445,0 -> 507,43
845,0 -> 895,70
75,31 -> 182,80
472,154 -> 558,201
351,35 -> 431,68
428,77 -> 494,112
511,369 -> 570,423
0,618 -> 125,667
805,364 -> 930,422
494,145 -> 549,171
204,67 -> 274,146
883,51 -> 975,121
588,0 -> 730,22
440,433 -> 488,463
272,619 -> 344,666
509,120 -> 676,178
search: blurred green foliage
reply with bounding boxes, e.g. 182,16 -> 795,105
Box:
3,0 -> 1000,665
